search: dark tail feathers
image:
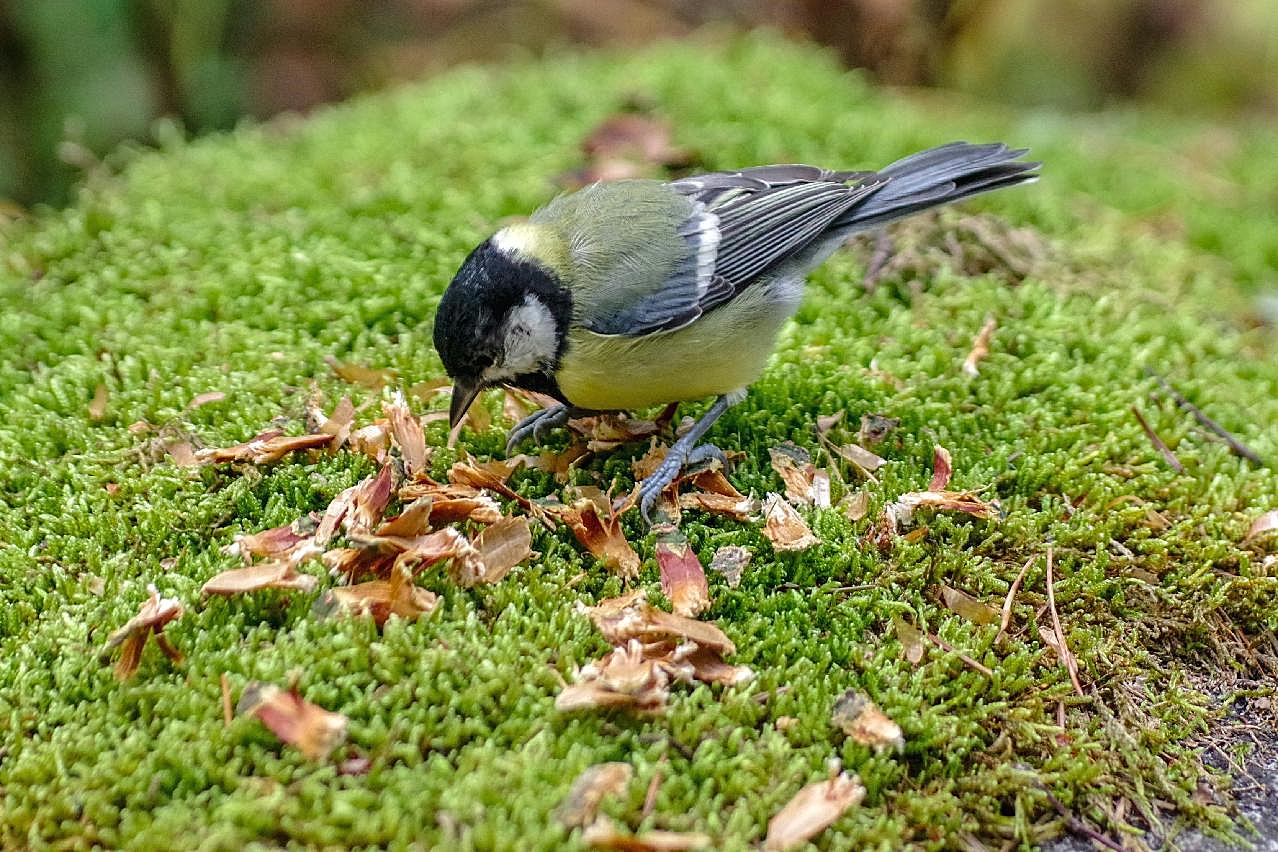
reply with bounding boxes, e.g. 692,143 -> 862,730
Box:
838,142 -> 1039,230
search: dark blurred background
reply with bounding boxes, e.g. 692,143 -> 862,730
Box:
2,0 -> 1276,209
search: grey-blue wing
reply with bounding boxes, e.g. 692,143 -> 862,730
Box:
593,167 -> 885,336
595,144 -> 1037,338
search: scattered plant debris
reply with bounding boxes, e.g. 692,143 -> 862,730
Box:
929,445 -> 953,491
962,316 -> 997,377
314,564 -> 439,626
940,585 -> 1000,625
708,546 -> 750,588
99,584 -> 184,679
655,526 -> 709,617
858,413 -> 899,446
831,690 -> 904,753
1146,369 -> 1262,464
88,384 -> 108,420
546,491 -> 640,578
557,762 -> 633,829
762,494 -> 820,552
201,548 -> 320,596
237,681 -> 348,760
893,616 -> 926,664
1244,509 -> 1278,545
194,429 -> 335,465
580,817 -> 710,851
1043,547 -> 1085,697
469,516 -> 533,586
765,762 -> 866,851
1131,405 -> 1184,473
324,355 -> 395,388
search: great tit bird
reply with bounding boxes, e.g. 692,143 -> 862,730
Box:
434,142 -> 1038,520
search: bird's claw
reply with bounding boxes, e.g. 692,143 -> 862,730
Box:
505,403 -> 571,454
638,441 -> 726,524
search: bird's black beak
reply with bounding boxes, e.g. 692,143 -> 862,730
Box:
448,379 -> 482,429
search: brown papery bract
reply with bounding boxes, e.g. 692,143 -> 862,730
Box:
384,391 -> 428,478
315,565 -> 438,626
764,765 -> 866,851
556,763 -> 633,829
580,818 -> 710,851
655,533 -> 709,618
100,584 -> 184,679
194,429 -> 335,465
761,494 -> 820,552
831,690 -> 904,753
467,516 -> 533,586
237,681 -> 348,760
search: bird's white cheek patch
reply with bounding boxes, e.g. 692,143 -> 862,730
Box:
494,295 -> 558,379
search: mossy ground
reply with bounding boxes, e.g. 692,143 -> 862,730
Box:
2,34 -> 1276,850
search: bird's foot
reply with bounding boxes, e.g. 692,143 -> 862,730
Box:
639,440 -> 727,524
506,404 -> 572,454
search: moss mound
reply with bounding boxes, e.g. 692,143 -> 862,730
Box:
1,35 -> 1275,849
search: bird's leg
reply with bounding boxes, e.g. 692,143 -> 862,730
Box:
506,403 -> 595,454
639,394 -> 734,523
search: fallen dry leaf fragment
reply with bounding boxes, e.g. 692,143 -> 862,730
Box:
100,584 -> 184,679
399,478 -> 506,524
556,640 -> 671,713
840,490 -> 870,521
468,516 -> 533,586
557,762 -> 633,829
324,355 -> 395,388
832,690 -> 904,753
201,550 -> 320,597
675,644 -> 754,687
549,497 -> 641,579
678,491 -> 756,521
765,764 -> 866,851
762,493 -> 820,552
316,565 -> 438,626
893,616 -> 926,664
88,384 -> 108,420
885,490 -> 1000,530
832,442 -> 886,480
962,316 -> 997,377
385,391 -> 428,477
816,411 -> 844,434
186,390 -> 227,411
940,585 -> 1000,626
349,420 -> 391,464
570,412 -> 662,452
237,681 -> 347,760
350,465 -> 394,535
376,497 -> 433,538
770,443 -> 822,507
165,441 -> 198,466
929,446 -> 953,491
224,521 -> 313,562
858,413 -> 899,446
581,818 -> 710,851
1245,510 -> 1278,544
655,530 -> 709,617
708,546 -> 750,588
194,429 -> 335,465
578,591 -> 735,656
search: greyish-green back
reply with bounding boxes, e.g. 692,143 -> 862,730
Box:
531,180 -> 695,328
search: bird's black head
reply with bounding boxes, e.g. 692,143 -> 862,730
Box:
433,237 -> 572,426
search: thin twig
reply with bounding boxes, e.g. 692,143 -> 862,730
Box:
220,672 -> 234,727
1039,785 -> 1124,851
995,555 -> 1036,643
1046,547 -> 1085,697
642,766 -> 664,820
926,632 -> 994,677
1130,405 -> 1184,473
1146,369 -> 1263,464
962,316 -> 997,377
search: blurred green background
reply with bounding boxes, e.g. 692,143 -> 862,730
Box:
2,0 -> 1276,209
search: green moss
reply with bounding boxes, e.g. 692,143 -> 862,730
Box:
1,33 -> 1276,849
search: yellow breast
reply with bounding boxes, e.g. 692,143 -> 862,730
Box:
555,283 -> 798,411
